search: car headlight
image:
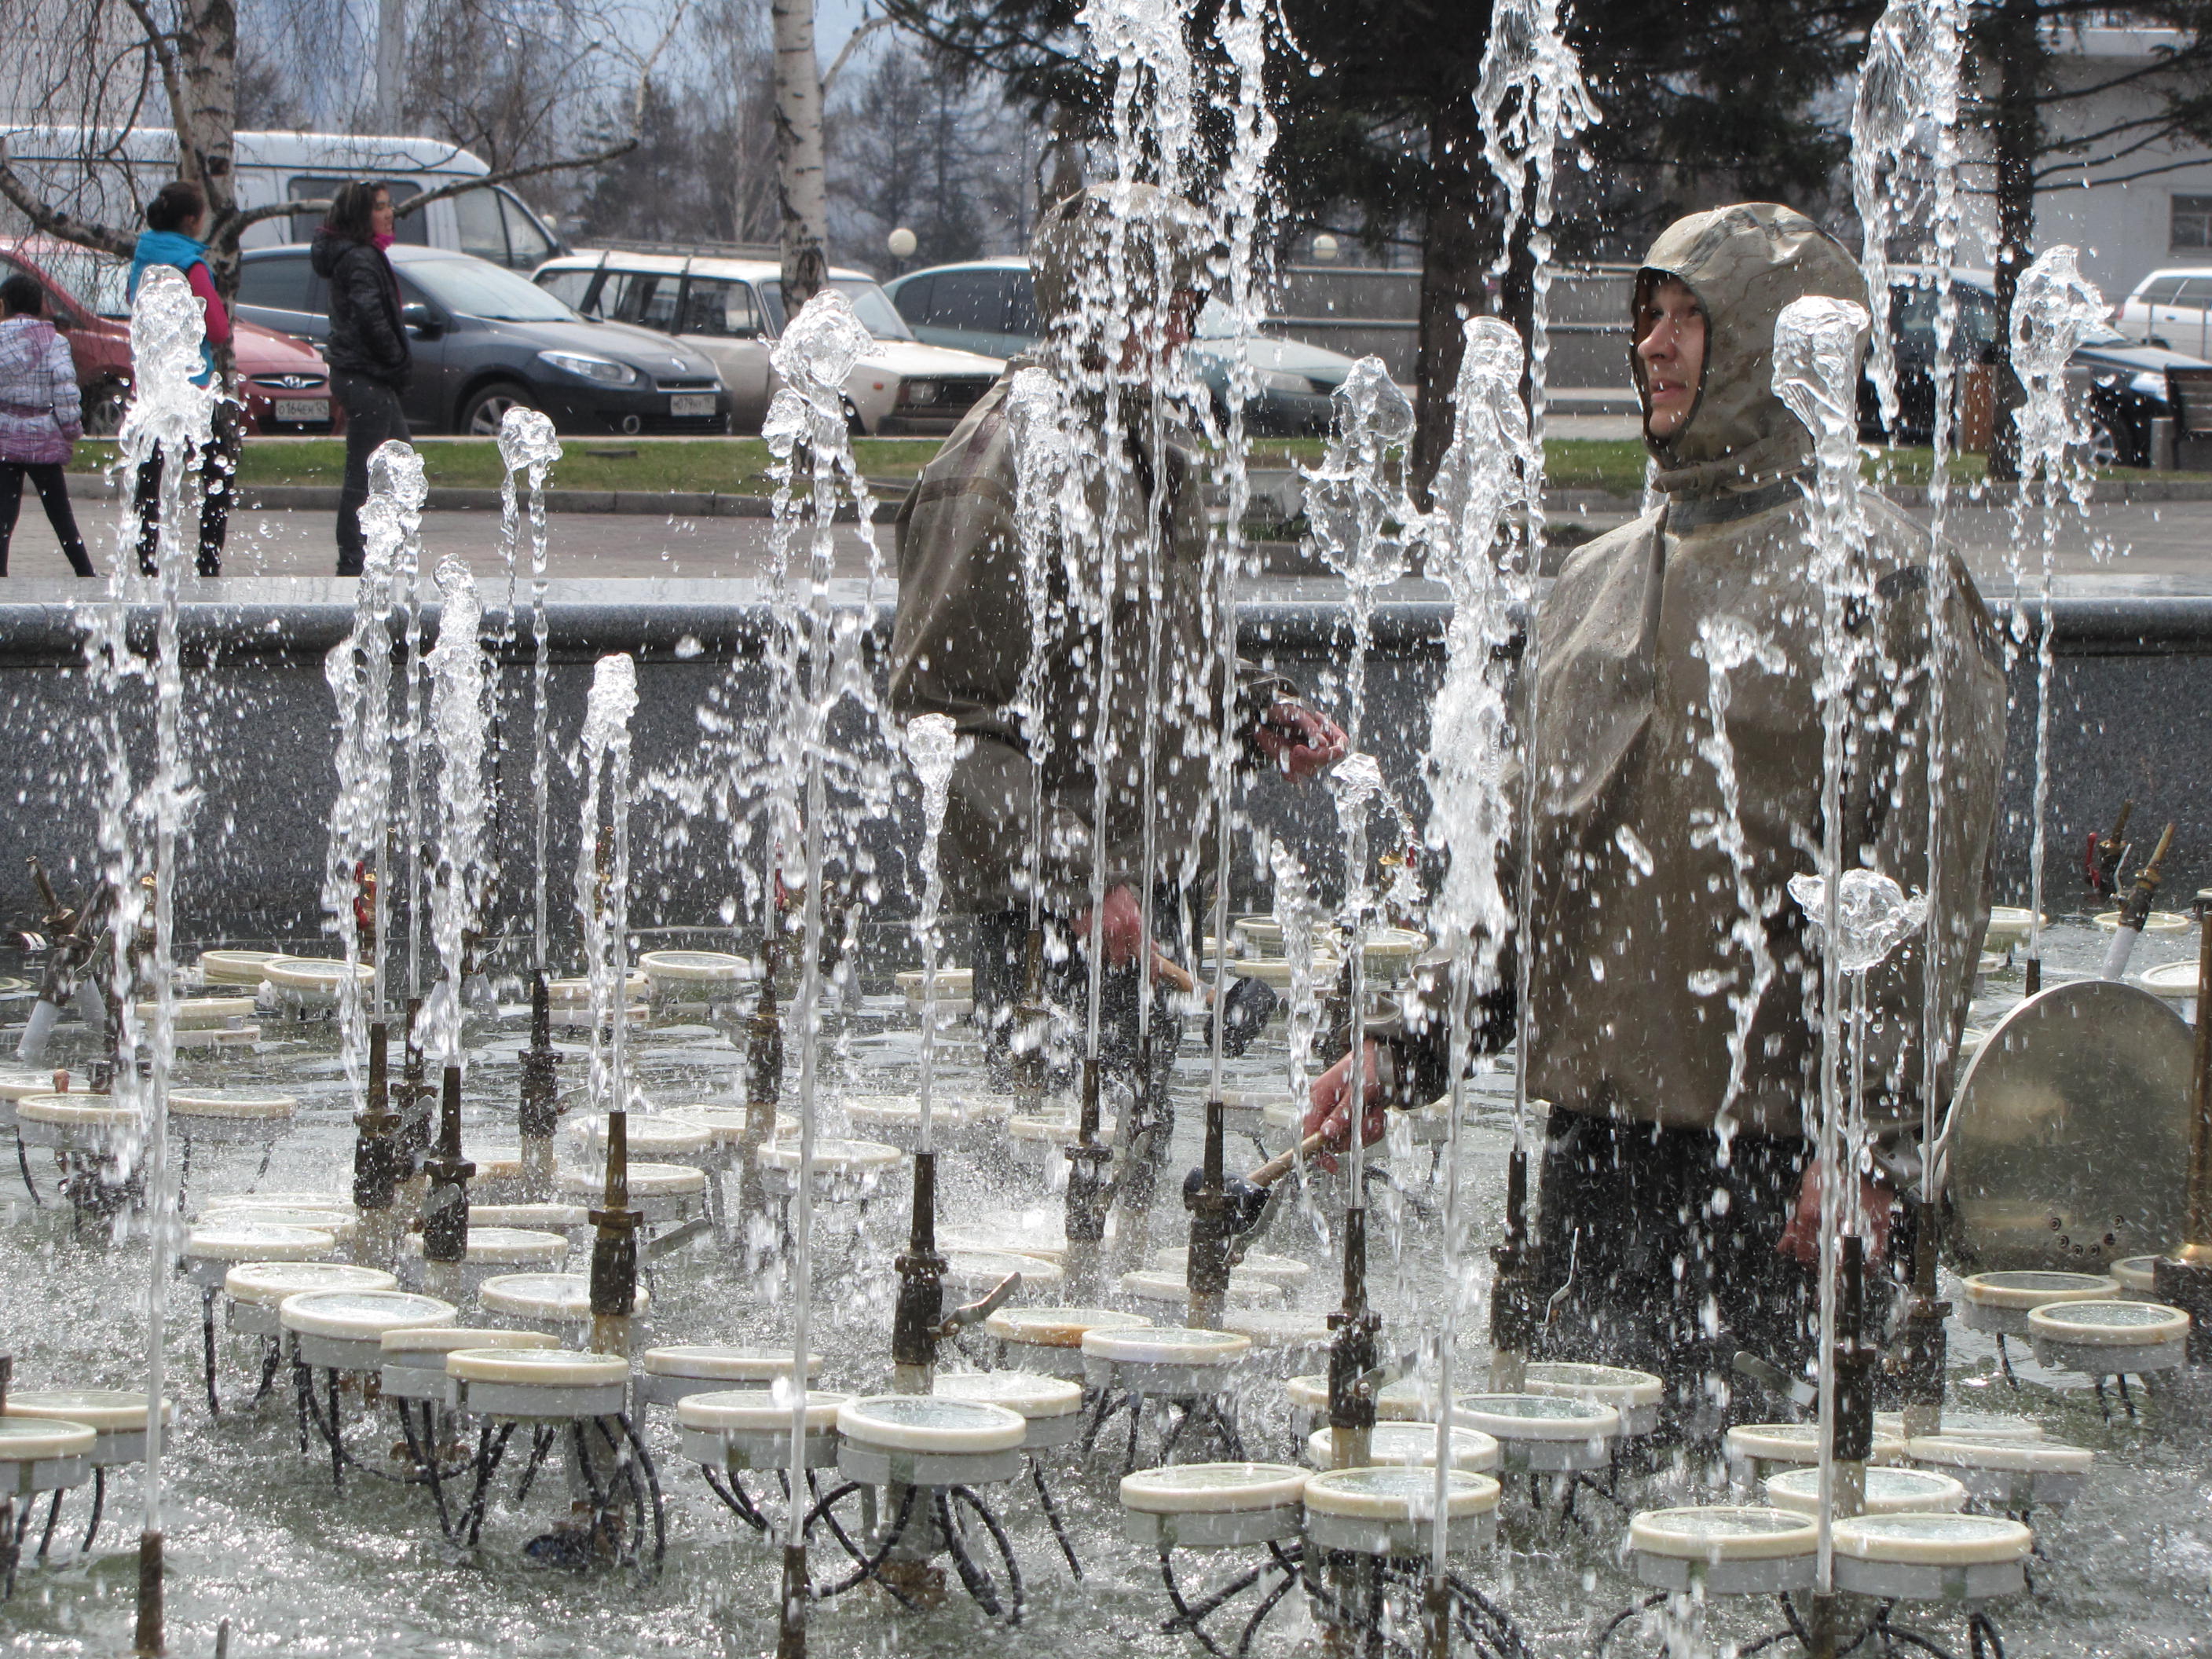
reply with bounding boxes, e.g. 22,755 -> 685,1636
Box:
537,350 -> 640,386
1256,368 -> 1317,395
897,379 -> 942,407
2128,370 -> 2169,401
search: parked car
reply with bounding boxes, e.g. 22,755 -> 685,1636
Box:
0,235 -> 335,437
530,249 -> 1005,436
1864,267 -> 2212,467
2113,266 -> 2212,357
233,244 -> 730,437
5,127 -> 563,269
882,255 -> 1361,435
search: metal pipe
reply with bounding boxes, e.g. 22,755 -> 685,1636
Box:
891,1149 -> 946,1393
353,1021 -> 401,1271
2100,821 -> 2174,981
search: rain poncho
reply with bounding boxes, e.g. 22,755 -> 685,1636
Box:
1397,203 -> 2007,1148
890,185 -> 1290,914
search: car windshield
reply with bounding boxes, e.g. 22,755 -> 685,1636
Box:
405,256 -> 579,322
758,277 -> 915,342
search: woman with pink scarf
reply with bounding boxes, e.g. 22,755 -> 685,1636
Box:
0,272 -> 93,577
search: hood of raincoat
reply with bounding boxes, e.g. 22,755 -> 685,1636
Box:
1030,183 -> 1214,368
1633,202 -> 1870,500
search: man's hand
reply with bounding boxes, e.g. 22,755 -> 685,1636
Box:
1252,700 -> 1349,782
1300,1039 -> 1390,1171
1778,1158 -> 1895,1266
1071,884 -> 1145,969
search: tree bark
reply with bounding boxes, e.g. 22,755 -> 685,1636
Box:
1412,91 -> 1489,500
772,0 -> 830,314
1982,0 -> 2043,483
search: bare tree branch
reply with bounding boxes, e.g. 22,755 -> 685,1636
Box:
0,141 -> 136,257
824,14 -> 895,92
391,139 -> 644,219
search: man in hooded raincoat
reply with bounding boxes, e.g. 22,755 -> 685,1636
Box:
1307,203 -> 2007,1433
891,183 -> 1344,1079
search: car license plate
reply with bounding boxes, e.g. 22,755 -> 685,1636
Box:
669,394 -> 717,418
273,398 -> 328,423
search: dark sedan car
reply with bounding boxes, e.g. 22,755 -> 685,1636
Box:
1864,269 -> 2212,467
233,244 -> 729,436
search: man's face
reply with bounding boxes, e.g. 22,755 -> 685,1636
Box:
1115,285 -> 1205,374
1635,276 -> 1705,440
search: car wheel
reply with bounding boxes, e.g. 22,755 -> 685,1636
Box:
2076,408 -> 2125,470
460,381 -> 541,438
81,379 -> 128,438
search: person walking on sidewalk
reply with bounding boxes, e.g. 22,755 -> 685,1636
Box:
0,273 -> 94,577
312,181 -> 412,577
128,180 -> 236,576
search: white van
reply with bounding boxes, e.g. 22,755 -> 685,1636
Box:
0,127 -> 563,269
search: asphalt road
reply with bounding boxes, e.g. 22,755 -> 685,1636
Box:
5,478 -> 2210,592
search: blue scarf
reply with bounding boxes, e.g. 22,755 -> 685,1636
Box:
129,228 -> 216,386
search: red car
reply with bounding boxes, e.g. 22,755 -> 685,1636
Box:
0,236 -> 337,436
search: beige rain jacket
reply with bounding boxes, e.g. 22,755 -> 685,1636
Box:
889,185 -> 1291,913
1398,203 -> 2008,1144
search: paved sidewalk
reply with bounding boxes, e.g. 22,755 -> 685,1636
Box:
5,491 -> 2209,591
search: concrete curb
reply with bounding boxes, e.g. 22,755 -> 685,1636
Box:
62,476 -> 908,522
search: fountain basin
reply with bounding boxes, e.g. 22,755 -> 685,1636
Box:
555,1159 -> 705,1222
1829,1511 -> 2033,1601
182,1225 -> 339,1288
378,1325 -> 557,1400
1763,1464 -> 1967,1517
1452,1393 -> 1617,1473
1305,1422 -> 1500,1473
1723,1423 -> 1906,1487
1982,909 -> 2045,950
1118,1267 -> 1283,1309
1285,1372 -> 1432,1427
1904,1434 -> 2093,1510
1082,1324 -> 1251,1395
2026,1298 -> 2191,1373
222,1262 -> 395,1335
936,1370 -> 1086,1448
2093,910 -> 2192,934
477,1270 -> 652,1335
677,1387 -> 850,1470
1522,1361 -> 1664,1436
0,1415 -> 96,1498
2109,1254 -> 2163,1296
755,1137 -> 900,1195
262,957 -> 375,999
15,1093 -> 135,1151
566,1113 -> 714,1162
837,1394 -> 1027,1487
3,1388 -> 172,1467
941,1248 -> 1061,1300
284,1289 -> 458,1371
1959,1270 -> 2123,1337
983,1305 -> 1149,1377
198,949 -> 286,985
139,996 -> 255,1028
1149,1245 -> 1310,1288
636,1344 -> 822,1408
1120,1461 -> 1309,1549
1302,1464 -> 1499,1555
638,949 -> 756,986
445,1345 -> 630,1421
1628,1506 -> 1818,1595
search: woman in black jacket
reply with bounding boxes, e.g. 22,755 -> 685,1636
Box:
312,181 -> 412,577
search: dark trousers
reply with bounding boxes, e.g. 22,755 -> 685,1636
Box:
332,370 -> 411,577
972,887 -> 1186,1097
134,400 -> 238,576
0,461 -> 94,576
1534,1107 -> 1824,1444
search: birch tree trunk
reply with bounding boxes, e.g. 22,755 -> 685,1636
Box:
771,0 -> 830,313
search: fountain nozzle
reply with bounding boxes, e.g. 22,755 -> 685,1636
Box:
518,970 -> 563,1199
1488,1144 -> 1543,1391
2084,799 -> 2133,898
891,1148 -> 947,1392
418,1064 -> 475,1276
588,1108 -> 643,1354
